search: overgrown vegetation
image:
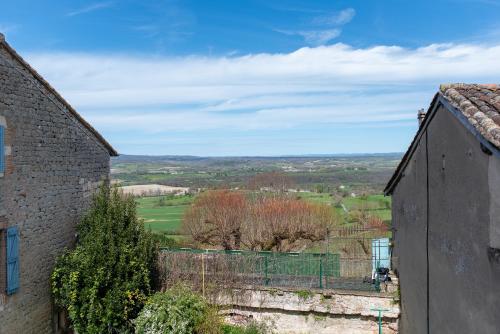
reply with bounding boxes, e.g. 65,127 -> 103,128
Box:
151,233 -> 185,249
135,285 -> 270,334
51,185 -> 157,334
134,285 -> 221,334
222,322 -> 271,334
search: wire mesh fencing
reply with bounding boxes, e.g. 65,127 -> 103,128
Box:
158,247 -> 385,292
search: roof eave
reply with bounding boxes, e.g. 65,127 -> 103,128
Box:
0,34 -> 118,156
383,93 -> 500,196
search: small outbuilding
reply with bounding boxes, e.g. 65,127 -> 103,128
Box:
384,84 -> 500,334
0,34 -> 117,332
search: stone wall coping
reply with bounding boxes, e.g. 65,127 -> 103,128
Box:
215,287 -> 401,320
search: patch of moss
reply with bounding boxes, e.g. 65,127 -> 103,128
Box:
313,314 -> 327,322
295,289 -> 314,300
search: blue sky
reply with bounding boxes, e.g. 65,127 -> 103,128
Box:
2,0 -> 500,155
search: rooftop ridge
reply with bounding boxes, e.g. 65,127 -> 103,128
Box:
440,83 -> 500,148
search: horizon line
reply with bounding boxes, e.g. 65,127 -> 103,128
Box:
113,152 -> 404,158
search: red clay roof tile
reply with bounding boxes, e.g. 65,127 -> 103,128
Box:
440,83 -> 500,148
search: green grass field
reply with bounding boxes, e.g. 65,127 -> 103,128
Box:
297,192 -> 391,222
136,195 -> 194,234
342,194 -> 391,221
296,192 -> 334,204
136,191 -> 391,237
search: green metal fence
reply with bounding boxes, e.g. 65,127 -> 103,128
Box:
158,248 -> 381,291
169,248 -> 338,281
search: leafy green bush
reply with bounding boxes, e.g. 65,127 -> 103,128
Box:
151,233 -> 185,248
221,322 -> 269,334
51,185 -> 157,334
134,285 -> 221,334
295,289 -> 314,300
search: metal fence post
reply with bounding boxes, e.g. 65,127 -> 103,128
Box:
324,255 -> 328,289
264,256 -> 269,286
370,308 -> 389,334
319,257 -> 323,289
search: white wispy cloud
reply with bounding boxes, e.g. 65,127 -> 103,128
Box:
66,1 -> 114,17
312,8 -> 356,26
274,28 -> 341,45
297,29 -> 342,45
276,8 -> 355,45
25,42 -> 500,133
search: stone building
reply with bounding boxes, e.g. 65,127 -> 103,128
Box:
0,34 -> 117,333
384,84 -> 500,333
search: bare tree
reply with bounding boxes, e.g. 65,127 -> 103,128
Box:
182,190 -> 246,250
183,190 -> 340,251
242,195 -> 338,251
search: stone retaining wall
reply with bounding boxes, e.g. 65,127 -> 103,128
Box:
216,287 -> 399,334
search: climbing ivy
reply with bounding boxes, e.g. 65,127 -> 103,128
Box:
51,185 -> 157,333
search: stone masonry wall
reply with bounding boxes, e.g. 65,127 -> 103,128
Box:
0,44 -> 111,333
216,287 -> 400,334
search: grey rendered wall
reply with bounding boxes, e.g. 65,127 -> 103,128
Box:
0,45 -> 110,333
426,106 -> 500,334
489,157 -> 500,249
391,132 -> 428,334
392,104 -> 500,334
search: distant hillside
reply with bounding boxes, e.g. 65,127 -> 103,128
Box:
112,153 -> 403,164
111,153 -> 402,194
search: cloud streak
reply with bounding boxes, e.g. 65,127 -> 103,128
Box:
274,28 -> 341,45
24,42 -> 500,152
312,8 -> 356,26
276,8 -> 356,45
66,1 -> 114,17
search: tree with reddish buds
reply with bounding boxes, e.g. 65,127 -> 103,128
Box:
183,190 -> 340,251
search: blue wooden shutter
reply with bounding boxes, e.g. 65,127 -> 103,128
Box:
0,125 -> 4,173
6,226 -> 19,295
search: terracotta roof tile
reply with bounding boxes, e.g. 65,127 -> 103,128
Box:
440,83 -> 500,148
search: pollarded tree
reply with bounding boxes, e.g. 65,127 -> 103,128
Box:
183,190 -> 339,252
242,195 -> 338,252
183,190 -> 247,250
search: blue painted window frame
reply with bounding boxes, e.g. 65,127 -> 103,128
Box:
6,226 -> 19,295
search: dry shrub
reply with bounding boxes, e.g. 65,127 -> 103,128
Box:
366,215 -> 388,232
